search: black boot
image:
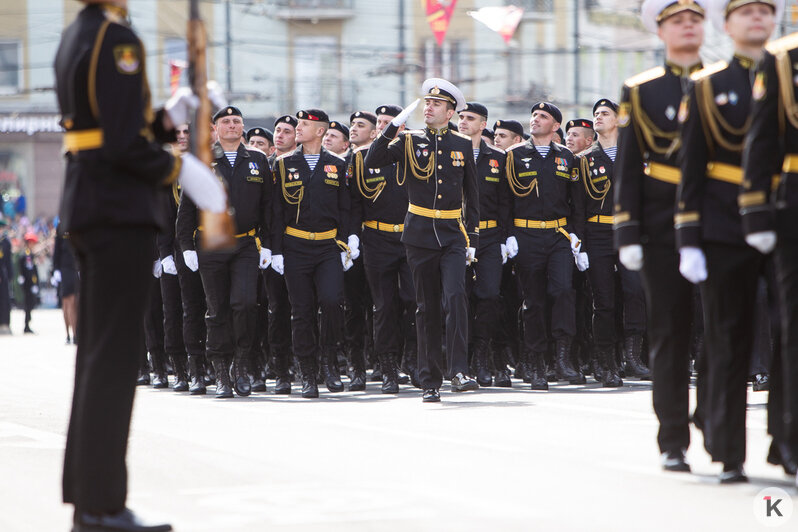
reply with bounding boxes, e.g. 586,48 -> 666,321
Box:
150,352 -> 169,389
231,356 -> 251,397
515,349 -> 530,383
136,368 -> 151,386
528,351 -> 548,390
298,357 -> 319,398
348,346 -> 367,391
554,338 -> 581,383
370,360 -> 383,382
590,348 -> 605,382
473,340 -> 493,387
321,350 -> 344,392
380,353 -> 399,394
492,345 -> 512,387
187,355 -> 207,395
170,354 -> 189,392
272,352 -> 292,395
212,358 -> 233,398
599,347 -> 623,388
402,346 -> 420,389
623,334 -> 651,379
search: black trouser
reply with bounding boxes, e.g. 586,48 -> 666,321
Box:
467,237 -> 503,346
586,229 -> 646,350
495,261 -> 522,362
177,255 -> 206,358
159,265 -> 185,360
344,258 -> 369,354
0,271 -> 10,326
363,232 -> 416,357
143,275 -> 164,368
405,242 -> 468,388
774,233 -> 798,459
198,238 -> 258,362
701,242 -> 763,464
640,244 -> 694,454
23,289 -> 35,329
63,226 -> 155,512
516,230 -> 575,354
283,237 -> 345,359
265,268 -> 292,359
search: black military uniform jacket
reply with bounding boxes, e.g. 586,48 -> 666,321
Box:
474,140 -> 510,248
176,143 -> 272,252
0,236 -> 11,286
271,145 -> 350,255
741,33 -> 798,240
53,233 -> 78,275
577,142 -> 616,237
157,183 -> 181,259
676,54 -> 759,248
18,249 -> 39,292
614,61 -> 702,248
348,144 -> 408,245
54,3 -> 179,233
505,140 -> 584,240
364,123 -> 480,250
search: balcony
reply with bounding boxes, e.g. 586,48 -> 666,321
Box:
270,0 -> 355,21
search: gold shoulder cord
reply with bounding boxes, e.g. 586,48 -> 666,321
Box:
580,155 -> 610,202
505,149 -> 539,198
355,150 -> 385,202
403,133 -> 435,182
172,182 -> 180,206
279,158 -> 304,224
776,51 -> 798,130
631,85 -> 680,155
395,162 -> 404,186
695,77 -> 750,153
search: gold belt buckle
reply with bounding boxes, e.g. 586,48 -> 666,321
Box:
393,224 -> 400,232
540,220 -> 547,229
308,232 -> 316,240
434,209 -> 442,219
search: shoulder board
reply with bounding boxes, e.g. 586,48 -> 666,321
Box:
245,146 -> 268,157
404,129 -> 426,137
325,151 -> 346,162
354,144 -> 370,153
690,60 -> 728,81
507,141 -> 528,152
275,151 -> 294,162
487,145 -> 505,154
766,32 -> 798,54
450,130 -> 471,141
624,66 -> 666,88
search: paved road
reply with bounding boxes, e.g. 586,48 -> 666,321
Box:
0,309 -> 794,531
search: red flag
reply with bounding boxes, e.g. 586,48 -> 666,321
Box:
426,0 -> 458,47
468,6 -> 524,44
169,60 -> 187,95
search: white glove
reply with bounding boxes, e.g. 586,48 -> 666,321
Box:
575,252 -> 590,272
259,248 -> 272,270
206,80 -> 227,112
569,233 -> 581,254
745,231 -> 777,255
17,275 -> 24,285
618,244 -> 643,271
161,255 -> 177,275
153,259 -> 163,278
183,250 -> 199,272
31,285 -> 39,295
178,153 -> 227,213
51,270 -> 61,286
500,243 -> 508,265
391,99 -> 420,127
165,87 -> 199,129
271,254 -> 285,275
505,236 -> 519,259
466,247 -> 476,265
347,235 -> 360,261
679,246 -> 707,284
341,251 -> 354,271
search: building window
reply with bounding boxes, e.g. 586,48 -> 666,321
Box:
423,39 -> 464,82
0,41 -> 21,95
293,35 -> 339,109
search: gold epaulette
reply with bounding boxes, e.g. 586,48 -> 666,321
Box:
451,130 -> 471,141
624,66 -> 666,88
766,32 -> 798,54
691,60 -> 728,81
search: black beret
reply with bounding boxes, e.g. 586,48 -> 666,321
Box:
350,111 -> 377,125
274,115 -> 297,128
493,119 -> 524,138
328,120 -> 350,137
531,101 -> 563,124
374,105 -> 402,118
523,132 -> 530,141
296,109 -> 329,123
481,127 -> 494,138
462,102 -> 488,119
554,128 -> 564,142
246,127 -> 273,143
592,99 -> 619,115
212,106 -> 242,123
565,119 -> 594,132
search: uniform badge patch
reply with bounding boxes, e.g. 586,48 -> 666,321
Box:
113,45 -> 141,75
665,105 -> 676,121
618,103 -> 631,127
753,72 -> 766,100
715,93 -> 728,106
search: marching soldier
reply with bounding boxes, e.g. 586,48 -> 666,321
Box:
365,78 -> 480,402
614,0 -> 705,473
56,1 -> 226,529
323,120 -> 350,155
247,127 -> 274,155
18,233 -> 40,334
0,218 -> 10,334
565,118 -> 594,154
176,106 -> 273,398
457,102 -> 512,387
504,102 -> 586,390
271,109 -> 352,398
492,120 -> 524,150
739,4 -> 798,486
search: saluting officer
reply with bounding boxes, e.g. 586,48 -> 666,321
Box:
365,78 -> 480,402
740,4 -> 798,487
504,102 -> 586,390
271,109 -> 352,398
457,102 -> 512,387
614,0 -> 705,473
